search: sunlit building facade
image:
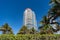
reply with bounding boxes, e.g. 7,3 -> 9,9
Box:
23,8 -> 37,29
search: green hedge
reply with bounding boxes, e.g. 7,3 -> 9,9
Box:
0,34 -> 60,40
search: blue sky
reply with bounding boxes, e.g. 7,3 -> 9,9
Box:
0,0 -> 50,34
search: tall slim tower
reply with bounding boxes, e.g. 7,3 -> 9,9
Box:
24,8 -> 37,29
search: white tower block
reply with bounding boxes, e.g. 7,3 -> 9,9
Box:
24,8 -> 37,29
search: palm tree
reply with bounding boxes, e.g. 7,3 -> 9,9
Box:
49,0 -> 60,4
38,16 -> 53,34
0,27 -> 6,33
48,0 -> 60,23
47,0 -> 60,32
2,23 -> 13,34
17,25 -> 28,34
38,0 -> 60,34
29,27 -> 36,34
52,23 -> 60,32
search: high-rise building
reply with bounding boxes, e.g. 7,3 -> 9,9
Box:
23,8 -> 37,29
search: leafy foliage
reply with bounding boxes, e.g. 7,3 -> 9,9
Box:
0,34 -> 60,40
39,16 -> 53,34
17,26 -> 29,34
0,23 -> 13,34
38,0 -> 60,34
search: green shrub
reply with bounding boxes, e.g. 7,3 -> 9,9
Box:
0,34 -> 60,40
